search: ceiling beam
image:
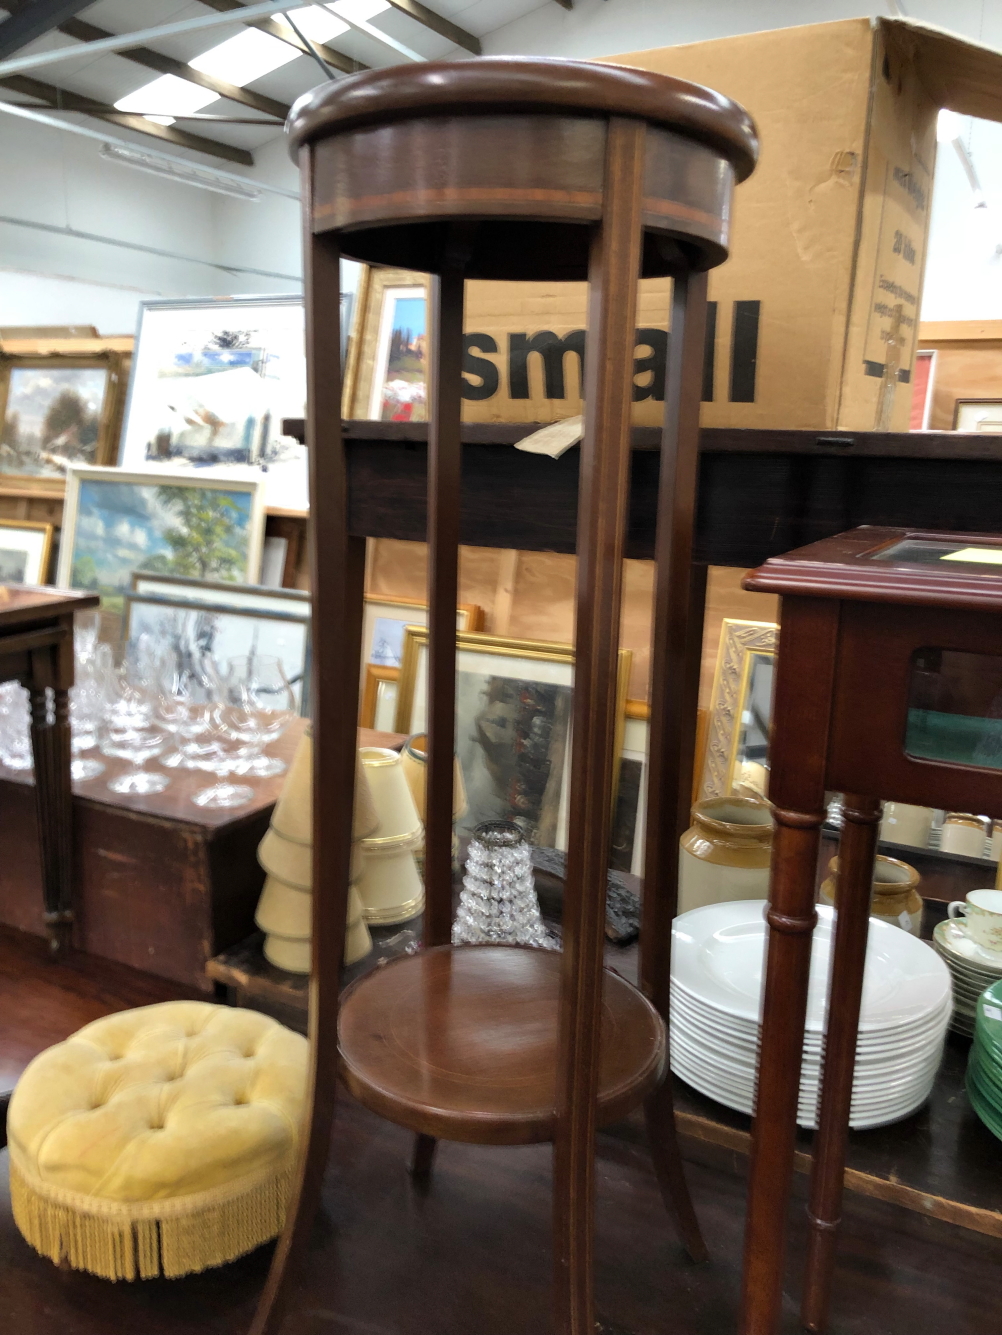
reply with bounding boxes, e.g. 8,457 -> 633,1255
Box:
56,16 -> 291,121
0,0 -> 92,59
0,74 -> 255,163
382,0 -> 480,55
198,0 -> 367,76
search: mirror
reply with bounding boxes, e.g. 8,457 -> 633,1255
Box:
698,619 -> 778,801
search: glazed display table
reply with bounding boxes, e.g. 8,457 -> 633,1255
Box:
0,722 -> 401,991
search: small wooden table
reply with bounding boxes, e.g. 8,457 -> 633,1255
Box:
0,586 -> 98,957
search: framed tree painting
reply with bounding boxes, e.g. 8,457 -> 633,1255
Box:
57,466 -> 266,620
394,627 -> 631,851
0,353 -> 126,487
118,296 -> 308,511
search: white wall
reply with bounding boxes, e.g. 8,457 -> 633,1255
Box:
3,2 -> 1002,329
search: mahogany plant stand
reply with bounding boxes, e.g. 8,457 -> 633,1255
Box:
740,526 -> 1002,1334
253,57 -> 757,1335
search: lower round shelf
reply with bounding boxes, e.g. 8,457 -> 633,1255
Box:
337,943 -> 666,1145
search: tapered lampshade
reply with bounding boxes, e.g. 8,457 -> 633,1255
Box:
399,732 -> 468,821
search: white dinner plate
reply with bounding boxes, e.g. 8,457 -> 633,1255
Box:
672,902 -> 951,1033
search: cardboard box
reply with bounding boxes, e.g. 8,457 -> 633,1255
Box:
455,18 -> 1002,431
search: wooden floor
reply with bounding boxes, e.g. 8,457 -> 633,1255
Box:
1,925 -> 998,1335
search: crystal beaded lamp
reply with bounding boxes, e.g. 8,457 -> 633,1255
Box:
453,820 -> 553,948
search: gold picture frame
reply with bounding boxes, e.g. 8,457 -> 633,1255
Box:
394,626 -> 631,850
343,267 -> 431,421
0,351 -> 127,491
0,518 -> 55,584
697,618 -> 778,801
360,663 -> 400,730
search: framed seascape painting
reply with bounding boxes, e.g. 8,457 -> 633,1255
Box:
0,519 -> 54,584
344,269 -> 431,422
0,353 -> 125,485
58,467 -> 266,620
118,297 -> 308,511
394,627 -> 631,851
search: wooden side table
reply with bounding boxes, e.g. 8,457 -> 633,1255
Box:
0,586 -> 97,956
740,527 -> 1002,1334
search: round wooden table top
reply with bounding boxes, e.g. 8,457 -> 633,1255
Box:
337,944 -> 666,1145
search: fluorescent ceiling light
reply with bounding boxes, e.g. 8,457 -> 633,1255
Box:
937,109 -> 962,143
115,73 -> 218,127
285,5 -> 349,42
190,27 -> 300,85
99,141 -> 262,200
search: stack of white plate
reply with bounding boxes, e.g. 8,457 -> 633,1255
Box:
671,901 -> 952,1129
932,918 -> 1002,1037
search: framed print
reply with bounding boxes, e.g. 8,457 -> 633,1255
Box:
909,348 -> 936,430
360,664 -> 399,731
118,296 -> 308,511
611,715 -> 648,877
123,593 -> 311,713
0,353 -> 125,485
697,618 -> 778,802
395,627 -> 631,850
131,572 -> 307,619
362,596 -> 483,673
346,269 -> 431,421
953,398 -> 1002,433
58,466 -> 266,617
0,519 -> 54,584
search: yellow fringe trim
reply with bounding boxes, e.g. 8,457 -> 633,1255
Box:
9,1155 -> 294,1281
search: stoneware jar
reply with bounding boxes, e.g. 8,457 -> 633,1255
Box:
879,801 -> 935,850
819,853 -> 924,937
678,796 -> 773,916
940,812 -> 989,859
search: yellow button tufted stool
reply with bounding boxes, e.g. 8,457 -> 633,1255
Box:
7,1001 -> 308,1281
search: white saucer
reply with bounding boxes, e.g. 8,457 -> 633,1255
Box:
934,919 -> 1002,972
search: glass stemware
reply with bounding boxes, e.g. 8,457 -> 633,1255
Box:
100,718 -> 170,795
69,681 -> 105,782
188,702 -> 255,809
225,655 -> 297,778
0,681 -> 32,771
155,649 -> 216,769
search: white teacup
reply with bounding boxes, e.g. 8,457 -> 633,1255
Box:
948,889 -> 1002,953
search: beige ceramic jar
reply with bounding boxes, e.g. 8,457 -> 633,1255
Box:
678,796 -> 774,917
819,853 -> 924,937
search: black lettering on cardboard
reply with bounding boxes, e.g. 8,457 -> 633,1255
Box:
461,333 -> 500,401
508,330 -> 586,399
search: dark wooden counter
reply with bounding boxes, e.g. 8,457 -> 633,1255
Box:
283,421 -> 1002,565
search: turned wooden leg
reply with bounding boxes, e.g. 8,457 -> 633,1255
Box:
29,684 -> 73,958
741,808 -> 823,1335
409,1133 -> 437,1178
553,117 -> 645,1335
801,794 -> 881,1333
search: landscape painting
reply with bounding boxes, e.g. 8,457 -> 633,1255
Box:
119,298 -> 308,510
369,287 -> 427,422
0,363 -> 109,477
58,468 -> 264,616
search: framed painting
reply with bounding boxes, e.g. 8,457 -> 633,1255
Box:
131,572 -> 308,618
953,398 -> 1002,433
0,353 -> 125,486
909,348 -> 936,430
345,268 -> 431,422
118,296 -> 308,511
0,519 -> 54,584
697,618 -> 778,801
394,627 -> 631,851
58,467 -> 266,618
611,715 -> 648,878
362,596 -> 483,675
123,592 -> 311,714
360,664 -> 399,731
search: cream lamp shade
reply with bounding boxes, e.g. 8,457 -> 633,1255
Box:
399,732 -> 468,821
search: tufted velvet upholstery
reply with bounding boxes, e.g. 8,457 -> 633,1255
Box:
9,1002 -> 307,1204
